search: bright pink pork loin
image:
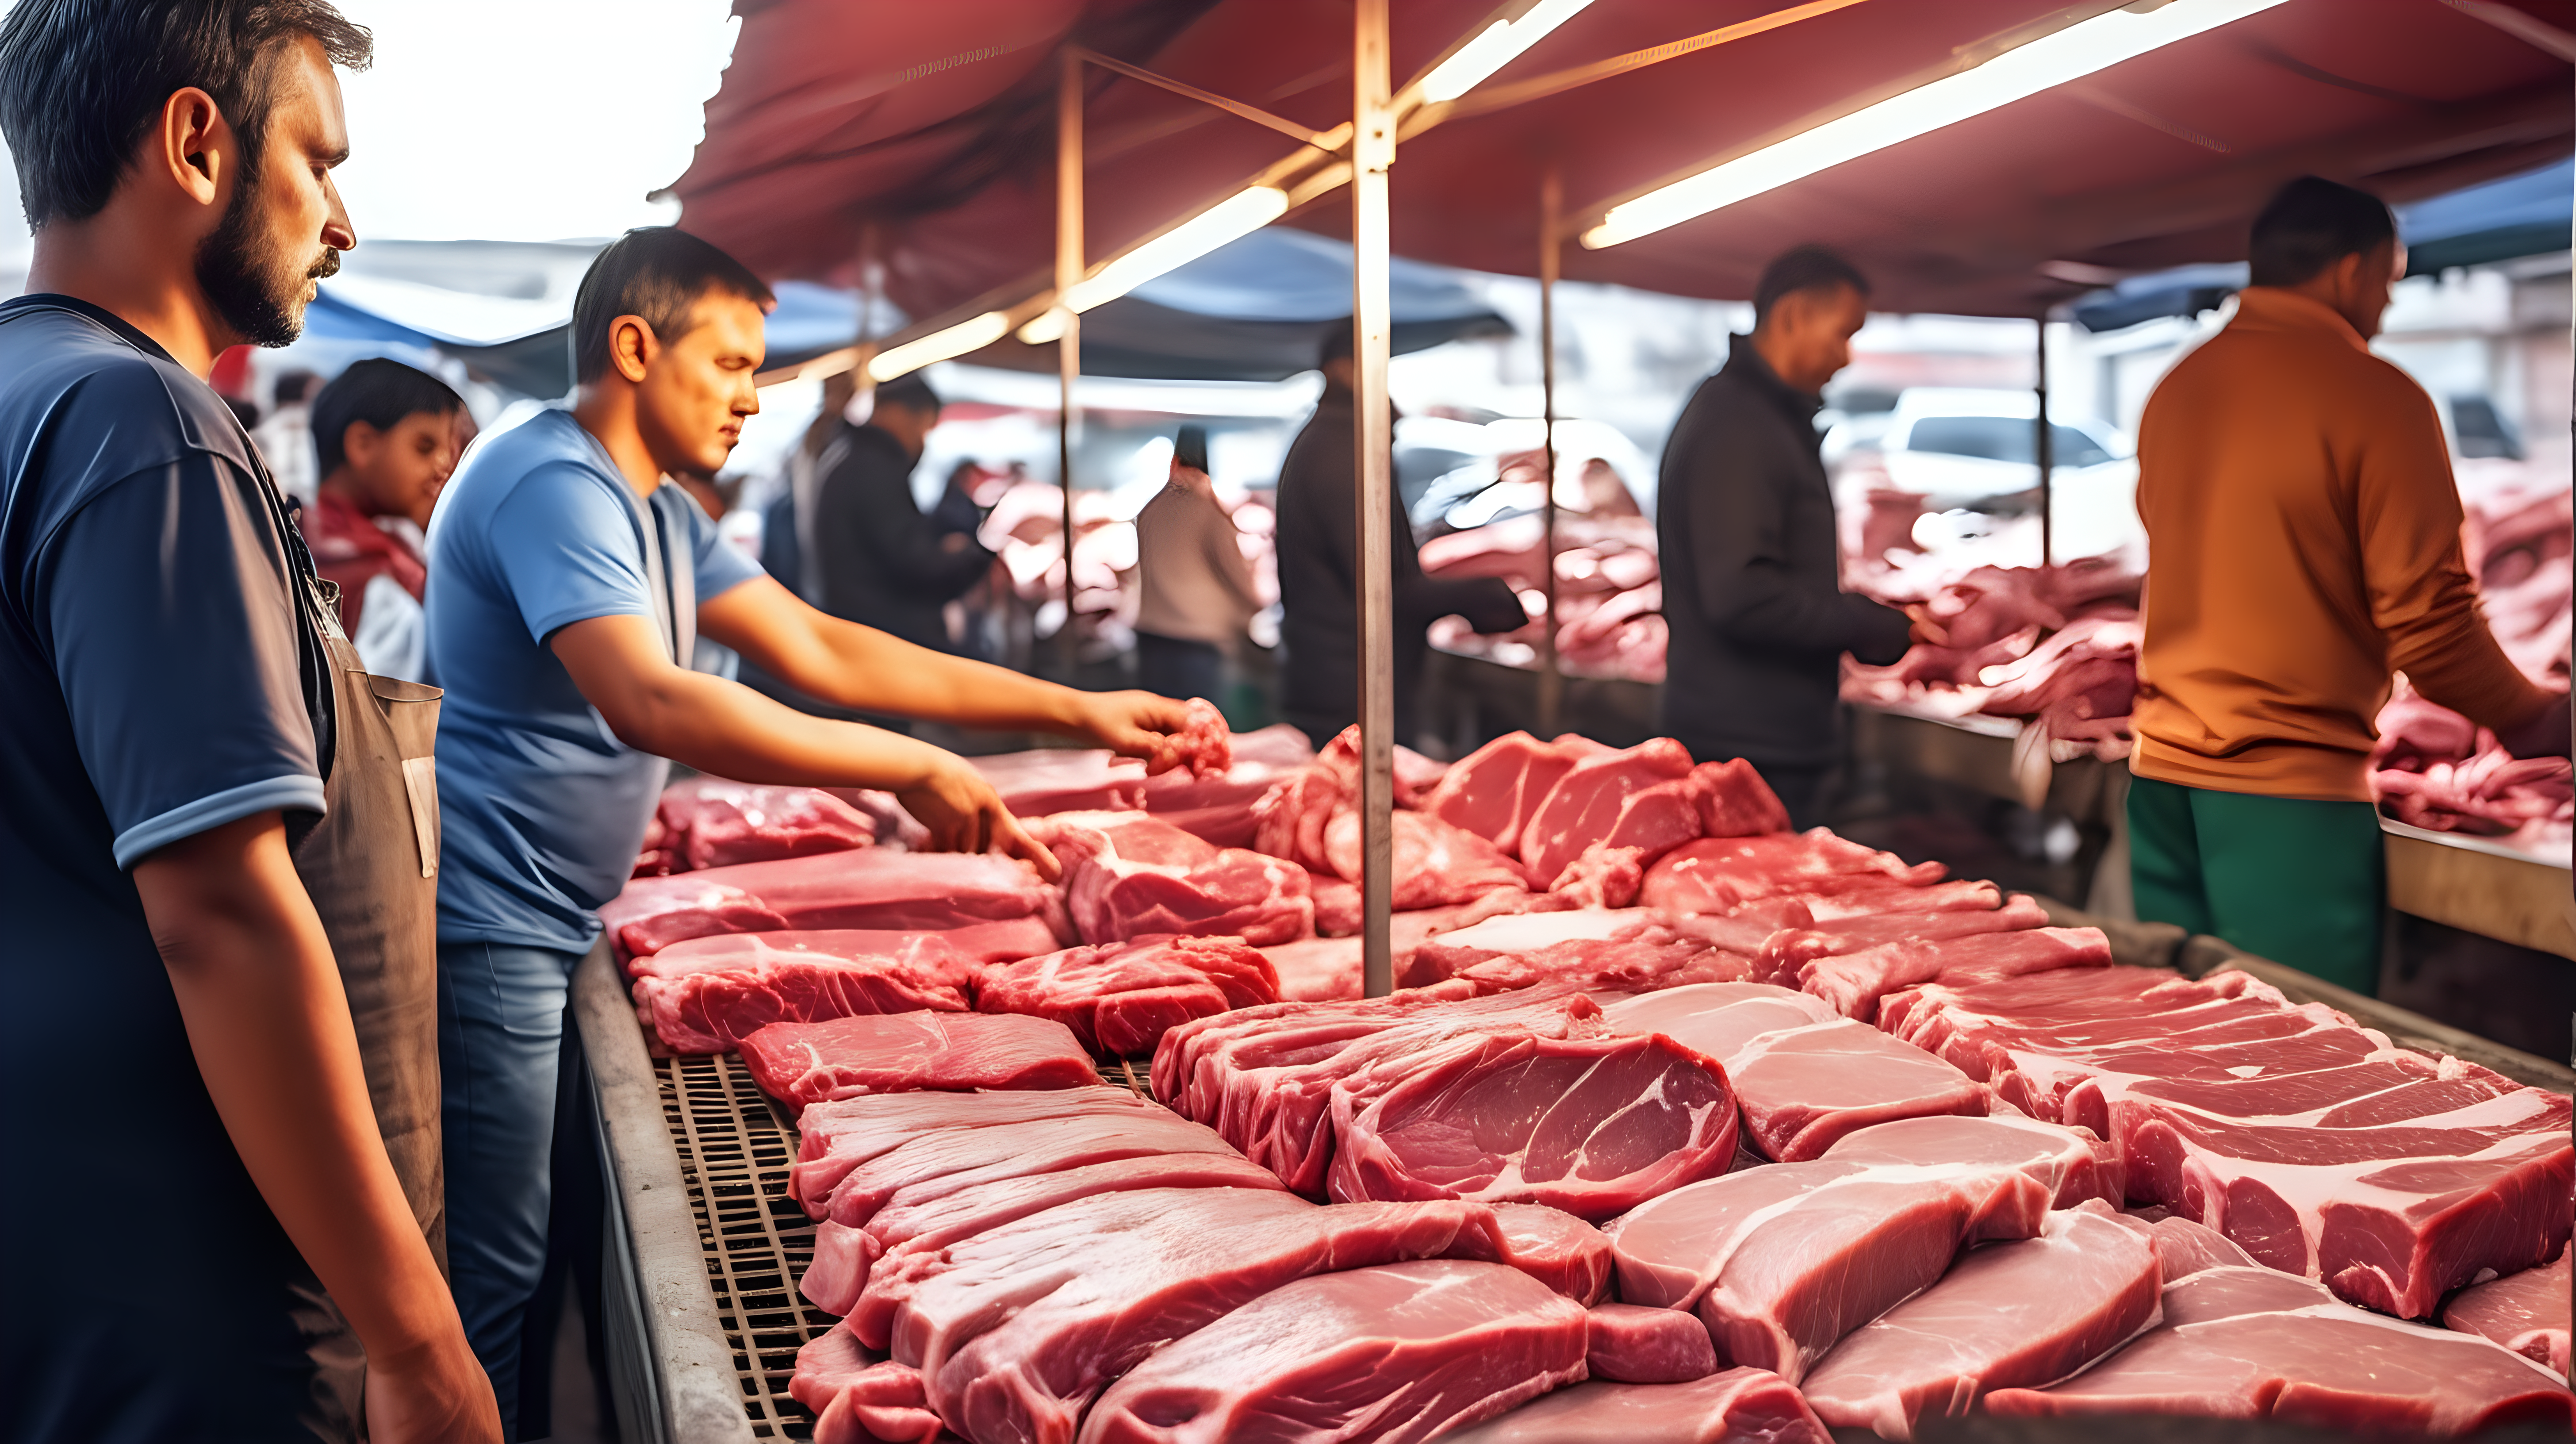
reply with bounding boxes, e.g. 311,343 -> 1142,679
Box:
739,1011 -> 1099,1110
966,747 -> 1147,815
1073,1260 -> 1588,1444
1484,1202 -> 1615,1305
790,1323 -> 943,1444
1433,1370 -> 1829,1444
975,934 -> 1277,1058
601,849 -> 1062,959
1603,1158 -> 2054,1384
1597,983 -> 1990,1163
1800,1205 -> 2162,1440
1544,759 -> 1795,907
1983,1258 -> 2576,1433
1324,1025 -> 1739,1221
1517,737 -> 1694,890
1882,964 -> 2576,1318
632,920 -> 1057,984
1641,831 -> 1944,916
1819,1111 -> 2125,1210
1031,809 -> 1314,946
789,1086 -> 1168,1216
2446,1250 -> 2572,1375
1798,924 -> 2110,1022
647,778 -> 882,874
1402,907 -> 1749,995
1422,731 -> 1593,857
629,942 -> 969,1055
1752,893 -> 2049,986
1323,807 -> 1531,909
1586,1302 -> 1719,1383
815,1101 -> 1252,1231
871,1187 -> 1510,1444
1134,722 -> 1312,848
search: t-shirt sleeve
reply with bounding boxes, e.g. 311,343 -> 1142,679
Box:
41,453 -> 326,867
483,463 -> 659,642
690,492 -> 763,602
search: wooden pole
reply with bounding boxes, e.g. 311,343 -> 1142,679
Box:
1353,0 -> 1396,997
1058,48 -> 1085,677
2035,316 -> 2053,569
1537,166 -> 1563,738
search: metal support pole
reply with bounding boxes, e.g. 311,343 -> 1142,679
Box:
1537,166 -> 1563,738
1057,48 -> 1085,678
2035,316 -> 2053,569
1353,0 -> 1396,996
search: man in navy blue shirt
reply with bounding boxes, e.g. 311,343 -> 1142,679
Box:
0,4 -> 495,1441
426,226 -> 1200,1424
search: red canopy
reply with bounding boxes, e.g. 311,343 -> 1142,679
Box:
671,0 -> 2573,325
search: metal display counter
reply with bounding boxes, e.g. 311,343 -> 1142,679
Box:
2380,818 -> 2576,962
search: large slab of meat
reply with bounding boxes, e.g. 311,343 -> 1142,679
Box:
1796,924 -> 2109,1022
1254,726 -> 1532,911
1074,1259 -> 1587,1444
1598,983 -> 1991,1164
1516,738 -> 1694,889
1545,759 -> 1797,907
1434,1370 -> 1829,1444
1485,1202 -> 1614,1306
1641,832 -> 1944,916
1132,722 -> 1312,847
2446,1249 -> 2572,1376
1883,964 -> 2576,1317
1800,1205 -> 2162,1439
1752,893 -> 2049,985
1402,907 -> 1749,995
640,777 -> 886,876
791,1323 -> 943,1444
634,920 -> 1057,985
1818,1112 -> 2124,1210
790,1086 -> 1168,1215
739,1011 -> 1099,1109
1586,1302 -> 1718,1383
629,939 -> 970,1055
602,848 -> 1062,958
1031,810 -> 1313,946
1984,1258 -> 2574,1433
1422,731 -> 1595,856
869,1186 -> 1509,1444
975,935 -> 1277,1057
1604,1157 -> 2053,1383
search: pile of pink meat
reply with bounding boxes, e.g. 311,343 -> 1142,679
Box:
1420,507 -> 1671,684
600,719 -> 2572,1442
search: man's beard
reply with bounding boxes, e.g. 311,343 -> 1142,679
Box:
195,177 -> 339,349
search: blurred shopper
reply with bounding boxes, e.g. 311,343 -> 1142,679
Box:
1275,327 -> 1525,746
304,357 -> 464,680
759,365 -> 855,602
2129,177 -> 2570,994
809,375 -> 995,662
424,226 -> 1194,1430
257,366 -> 322,505
1656,245 -> 1912,827
1135,445 -> 1259,703
0,4 -> 497,1441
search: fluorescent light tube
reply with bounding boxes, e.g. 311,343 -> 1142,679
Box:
1060,184 -> 1290,315
867,311 -> 1009,381
1581,0 -> 2288,248
1017,307 -> 1070,345
1422,0 -> 1596,103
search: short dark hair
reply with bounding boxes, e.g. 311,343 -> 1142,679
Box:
872,373 -> 940,416
0,0 -> 372,229
2248,176 -> 2396,288
271,368 -> 319,405
311,357 -> 462,476
571,227 -> 775,384
1753,244 -> 1869,327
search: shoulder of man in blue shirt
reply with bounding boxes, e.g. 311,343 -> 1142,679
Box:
0,300 -> 263,526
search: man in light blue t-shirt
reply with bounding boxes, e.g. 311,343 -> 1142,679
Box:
425,227 -> 1194,1428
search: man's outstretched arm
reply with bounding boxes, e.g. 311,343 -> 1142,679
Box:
132,813 -> 499,1444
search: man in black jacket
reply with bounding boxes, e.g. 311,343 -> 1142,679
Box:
1658,246 -> 1912,826
1276,329 -> 1526,747
812,374 -> 993,656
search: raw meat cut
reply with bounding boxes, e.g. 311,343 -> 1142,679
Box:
1156,696 -> 1232,777
740,1011 -> 1098,1109
968,748 -> 1147,816
1819,1112 -> 2123,1210
1883,964 -> 2576,1317
1718,1019 -> 1990,1162
1690,758 -> 1792,837
791,1324 -> 943,1444
1403,908 -> 1746,995
816,1103 -> 1250,1230
1434,1371 -> 1829,1444
1798,925 -> 2108,1022
1482,1202 -> 1614,1306
602,849 -> 1061,959
1260,937 -> 1364,1002
790,1086 -> 1164,1214
1800,1205 -> 2162,1439
1032,810 -> 1313,947
1135,722 -> 1312,848
975,935 -> 1277,1057
1517,738 -> 1694,889
1545,759 -> 1797,906
1595,984 -> 1993,1165
870,1187 -> 1508,1444
1603,1159 -> 2053,1383
1422,731 -> 1592,856
1325,1026 -> 1739,1220
2445,1250 -> 2571,1375
1323,807 -> 1530,910
630,943 -> 968,1055
1641,833 -> 1943,916
633,920 -> 1057,984
1753,895 -> 2048,985
1983,1262 -> 2575,1433
1246,725 -> 1450,875
650,778 -> 881,873
1587,1302 -> 1719,1383
1073,1260 -> 1587,1444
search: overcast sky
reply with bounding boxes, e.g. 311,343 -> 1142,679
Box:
0,0 -> 741,264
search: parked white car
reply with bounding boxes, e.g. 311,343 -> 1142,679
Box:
1837,387 -> 2132,512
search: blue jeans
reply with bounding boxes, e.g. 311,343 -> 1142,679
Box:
437,939 -> 584,1434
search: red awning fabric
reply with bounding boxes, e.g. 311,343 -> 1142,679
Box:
670,0 -> 2574,326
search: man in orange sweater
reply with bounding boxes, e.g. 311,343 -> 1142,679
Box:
2130,176 -> 2568,994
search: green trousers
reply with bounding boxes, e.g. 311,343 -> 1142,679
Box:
2126,773 -> 2386,995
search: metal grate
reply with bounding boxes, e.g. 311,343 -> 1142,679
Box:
656,1052 -> 828,1440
